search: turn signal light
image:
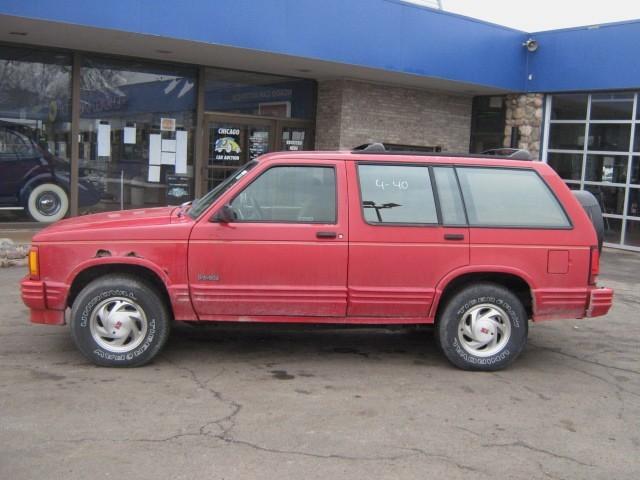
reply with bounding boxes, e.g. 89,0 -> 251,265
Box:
28,247 -> 39,280
589,246 -> 599,285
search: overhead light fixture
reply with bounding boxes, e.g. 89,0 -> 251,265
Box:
523,38 -> 538,52
9,31 -> 28,36
296,68 -> 312,73
155,49 -> 172,54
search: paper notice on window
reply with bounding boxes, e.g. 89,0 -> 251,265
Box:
97,123 -> 111,157
161,151 -> 176,165
124,126 -> 136,144
161,139 -> 176,152
148,165 -> 161,182
160,117 -> 176,132
175,130 -> 188,174
149,134 -> 161,165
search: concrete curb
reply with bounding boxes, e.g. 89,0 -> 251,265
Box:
0,238 -> 30,268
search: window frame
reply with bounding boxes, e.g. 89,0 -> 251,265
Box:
355,162 -> 443,227
432,165 -> 469,227
226,163 -> 339,225
455,165 -> 574,230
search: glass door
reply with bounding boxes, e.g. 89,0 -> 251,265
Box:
279,125 -> 313,152
202,114 -> 315,193
205,117 -> 273,191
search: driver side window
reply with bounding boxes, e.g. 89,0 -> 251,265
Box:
230,165 -> 336,223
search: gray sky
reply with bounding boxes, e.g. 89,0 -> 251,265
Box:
440,0 -> 640,31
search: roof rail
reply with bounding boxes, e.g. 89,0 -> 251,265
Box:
481,148 -> 532,160
353,142 -> 386,152
351,143 -> 533,160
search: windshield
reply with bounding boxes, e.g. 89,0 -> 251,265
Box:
188,161 -> 258,219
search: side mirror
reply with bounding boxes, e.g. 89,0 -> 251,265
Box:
214,204 -> 236,223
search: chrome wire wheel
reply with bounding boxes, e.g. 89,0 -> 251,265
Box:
89,297 -> 148,353
35,191 -> 62,217
457,303 -> 512,357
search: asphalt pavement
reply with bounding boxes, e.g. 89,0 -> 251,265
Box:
0,249 -> 638,479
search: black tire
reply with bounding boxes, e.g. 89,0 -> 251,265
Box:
70,274 -> 171,367
436,283 -> 528,371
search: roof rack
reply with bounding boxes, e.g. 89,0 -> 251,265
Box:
352,142 -> 386,152
351,143 -> 533,160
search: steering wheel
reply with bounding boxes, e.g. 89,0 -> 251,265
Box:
234,192 -> 264,220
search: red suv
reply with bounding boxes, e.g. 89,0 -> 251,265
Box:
21,148 -> 613,370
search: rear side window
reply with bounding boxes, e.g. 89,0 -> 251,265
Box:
456,167 -> 570,228
358,164 -> 437,224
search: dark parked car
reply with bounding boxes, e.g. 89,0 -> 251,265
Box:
0,121 -> 101,222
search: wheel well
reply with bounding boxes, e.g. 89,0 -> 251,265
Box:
435,272 -> 533,321
67,264 -> 172,315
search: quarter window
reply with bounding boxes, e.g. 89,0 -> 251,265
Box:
456,167 -> 570,228
358,164 -> 437,224
230,166 -> 336,223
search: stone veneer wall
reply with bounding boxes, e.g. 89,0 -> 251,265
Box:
503,93 -> 544,159
315,79 -> 472,152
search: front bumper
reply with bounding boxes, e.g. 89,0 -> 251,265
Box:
21,277 -> 66,325
586,287 -> 614,318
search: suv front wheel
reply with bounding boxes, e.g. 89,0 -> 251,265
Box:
437,283 -> 528,371
70,274 -> 171,367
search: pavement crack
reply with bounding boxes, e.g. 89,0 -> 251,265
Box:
160,355 -> 242,440
481,440 -> 594,468
564,364 -> 640,399
529,342 -> 640,376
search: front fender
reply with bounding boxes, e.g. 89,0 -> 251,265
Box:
63,255 -> 196,321
66,256 -> 172,289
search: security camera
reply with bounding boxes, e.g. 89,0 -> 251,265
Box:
523,38 -> 538,52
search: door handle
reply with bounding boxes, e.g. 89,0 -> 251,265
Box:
316,231 -> 337,239
444,233 -> 465,241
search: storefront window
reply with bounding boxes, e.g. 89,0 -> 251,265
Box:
548,124 -> 586,150
0,46 -> 71,223
469,96 -> 506,153
203,68 -> 316,191
624,219 -> 640,247
627,188 -> 640,217
588,124 -> 631,152
590,93 -> 633,120
204,68 -> 316,119
631,157 -> 640,185
79,56 -> 197,213
550,94 -> 588,120
585,155 -> 627,184
604,218 -> 623,244
547,152 -> 583,181
545,92 -> 640,250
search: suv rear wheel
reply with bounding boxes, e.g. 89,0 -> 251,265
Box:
70,274 -> 171,367
437,283 -> 528,371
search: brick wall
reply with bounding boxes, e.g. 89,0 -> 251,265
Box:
315,79 -> 472,152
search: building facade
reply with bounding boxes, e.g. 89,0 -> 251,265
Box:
0,1 -> 639,250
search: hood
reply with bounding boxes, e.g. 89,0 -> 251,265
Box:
32,206 -> 190,242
